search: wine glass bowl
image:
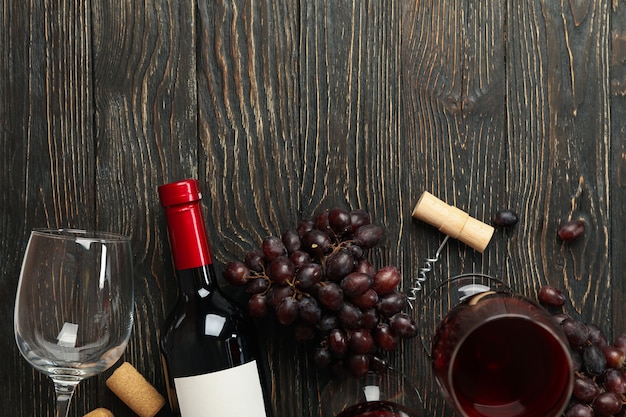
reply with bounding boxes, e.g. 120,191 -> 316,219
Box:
426,275 -> 573,417
14,229 -> 134,416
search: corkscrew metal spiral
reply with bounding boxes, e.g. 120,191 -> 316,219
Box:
407,235 -> 449,309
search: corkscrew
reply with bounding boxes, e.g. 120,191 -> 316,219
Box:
408,235 -> 450,304
407,191 -> 495,308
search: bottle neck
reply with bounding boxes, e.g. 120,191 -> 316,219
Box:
163,200 -> 213,271
176,265 -> 217,295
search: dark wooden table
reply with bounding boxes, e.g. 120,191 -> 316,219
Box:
2,1 -> 626,416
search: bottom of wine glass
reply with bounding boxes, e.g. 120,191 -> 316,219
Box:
321,369 -> 424,417
16,336 -> 129,380
20,351 -> 120,382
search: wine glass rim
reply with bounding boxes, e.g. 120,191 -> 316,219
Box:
31,228 -> 131,242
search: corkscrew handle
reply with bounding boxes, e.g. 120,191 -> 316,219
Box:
412,191 -> 494,253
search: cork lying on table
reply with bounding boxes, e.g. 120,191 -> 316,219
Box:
83,408 -> 114,417
412,191 -> 495,253
106,362 -> 166,417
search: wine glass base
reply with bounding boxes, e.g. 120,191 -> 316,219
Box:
320,368 -> 424,417
418,273 -> 509,357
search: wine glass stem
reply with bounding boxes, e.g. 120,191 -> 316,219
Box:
53,381 -> 77,417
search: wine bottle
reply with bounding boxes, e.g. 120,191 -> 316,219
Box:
158,179 -> 269,417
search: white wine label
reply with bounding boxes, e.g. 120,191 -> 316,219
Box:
174,361 -> 267,417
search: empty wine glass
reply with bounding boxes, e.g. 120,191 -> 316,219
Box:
321,368 -> 424,417
14,229 -> 135,417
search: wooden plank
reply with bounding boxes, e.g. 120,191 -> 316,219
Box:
196,1 -> 302,416
0,2 -> 34,415
196,1 -> 402,416
90,0 -> 197,416
505,0 -> 612,327
1,1 -> 97,415
298,2 -> 403,415
402,1 -> 506,415
610,1 -> 626,338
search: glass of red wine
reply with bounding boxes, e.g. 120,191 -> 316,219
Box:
320,368 -> 423,417
422,273 -> 574,417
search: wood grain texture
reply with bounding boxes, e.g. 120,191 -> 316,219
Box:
90,1 -> 197,416
402,2 -> 507,414
506,0 -> 612,326
610,0 -> 626,337
1,0 -> 625,416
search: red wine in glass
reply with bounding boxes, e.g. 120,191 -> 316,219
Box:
431,291 -> 573,417
336,400 -> 420,417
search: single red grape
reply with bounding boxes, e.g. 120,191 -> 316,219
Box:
314,211 -> 330,231
275,297 -> 299,325
350,288 -> 379,310
262,236 -> 287,260
326,250 -> 356,280
373,322 -> 399,351
492,209 -> 519,227
376,291 -> 407,317
561,318 -> 590,347
318,282 -> 344,311
583,344 -> 607,376
558,219 -> 585,241
302,229 -> 332,254
298,296 -> 322,325
349,209 -> 370,232
281,229 -> 301,253
245,277 -> 269,294
244,249 -> 265,272
593,392 -> 622,415
538,285 -> 566,307
604,368 -> 626,394
602,345 -> 626,369
390,312 -> 418,338
289,250 -> 311,268
354,224 -> 384,249
267,256 -> 295,285
296,219 -> 315,237
565,403 -> 594,417
295,262 -> 323,289
327,329 -> 349,355
347,354 -> 370,378
338,302 -> 364,329
572,374 -> 601,402
340,272 -> 373,297
349,329 -> 374,354
223,261 -> 250,286
372,266 -> 401,295
248,293 -> 268,318
328,207 -> 352,234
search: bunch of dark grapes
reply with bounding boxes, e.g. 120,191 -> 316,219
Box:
538,285 -> 626,417
223,207 -> 418,379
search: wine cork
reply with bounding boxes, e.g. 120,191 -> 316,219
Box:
412,191 -> 494,252
83,409 -> 114,417
106,362 -> 166,417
